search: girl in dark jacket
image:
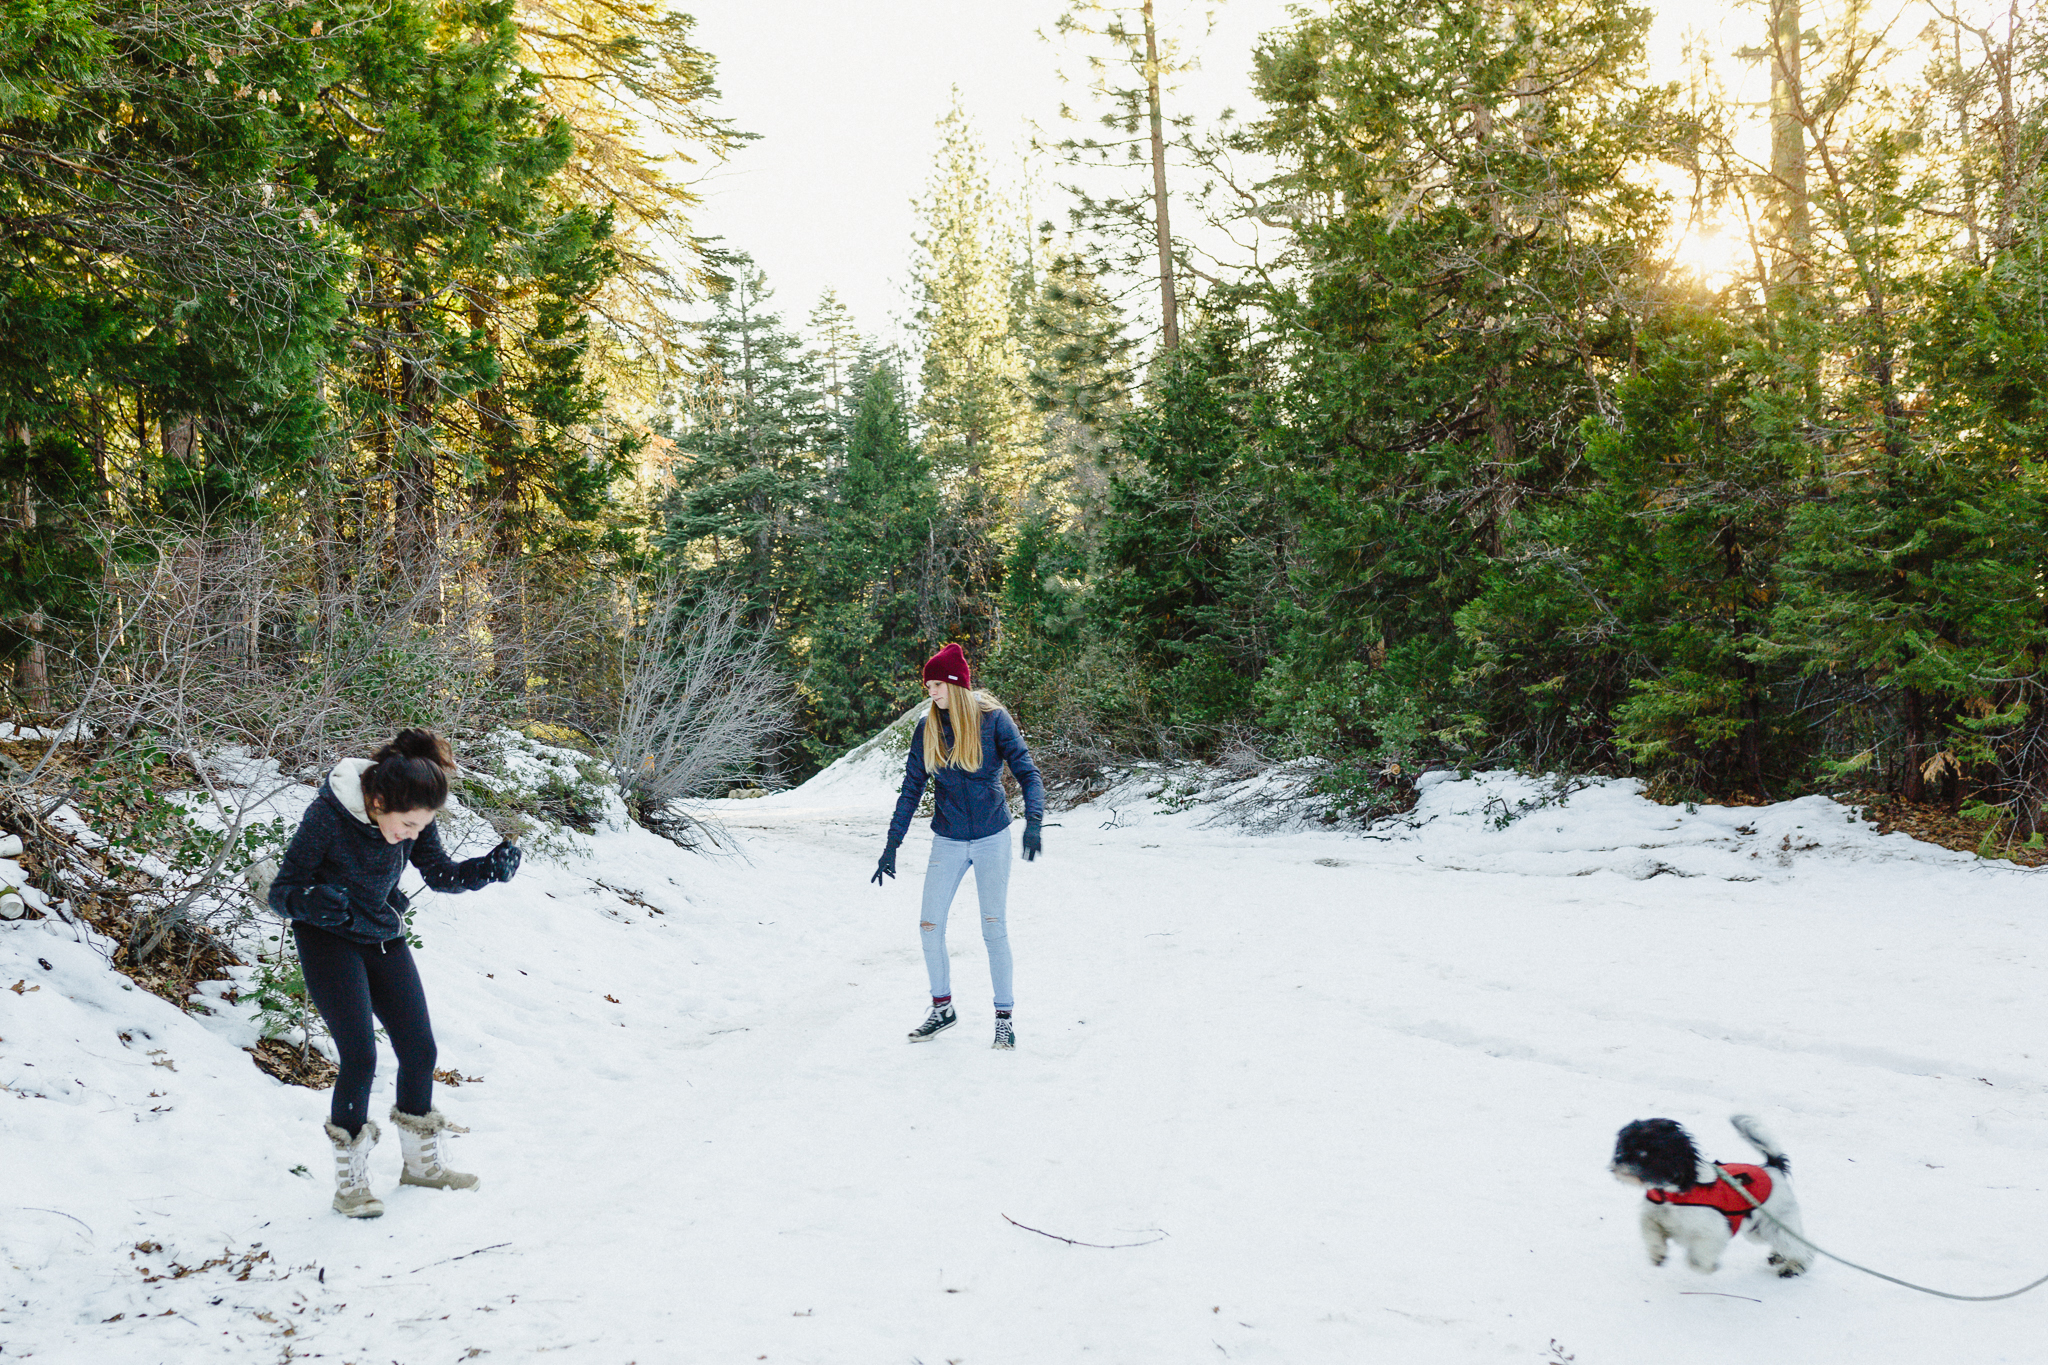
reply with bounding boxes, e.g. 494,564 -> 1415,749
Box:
873,644 -> 1045,1049
267,729 -> 520,1218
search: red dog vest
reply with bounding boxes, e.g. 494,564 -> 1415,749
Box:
1645,1164 -> 1773,1234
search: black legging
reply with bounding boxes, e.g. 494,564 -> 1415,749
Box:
293,921 -> 437,1135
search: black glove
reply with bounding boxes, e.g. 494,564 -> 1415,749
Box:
871,843 -> 898,886
1022,819 -> 1043,862
386,885 -> 410,917
453,841 -> 522,891
284,883 -> 352,928
483,840 -> 522,884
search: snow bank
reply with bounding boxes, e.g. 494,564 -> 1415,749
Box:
744,701 -> 928,809
1,759 -> 768,1361
1,840 -> 54,920
1374,770 -> 1990,880
5,729 -> 2044,1364
1070,766 -> 2007,883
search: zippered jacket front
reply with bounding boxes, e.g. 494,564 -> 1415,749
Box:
268,759 -> 494,943
886,706 -> 1045,847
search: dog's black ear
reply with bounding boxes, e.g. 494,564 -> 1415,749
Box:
1660,1120 -> 1701,1190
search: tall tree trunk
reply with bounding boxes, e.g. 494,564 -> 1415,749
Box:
1738,657 -> 1766,794
1767,0 -> 1810,297
1951,19 -> 1981,263
396,306 -> 441,621
162,412 -> 197,467
363,260 -> 396,570
310,443 -> 342,640
1901,684 -> 1928,803
1990,0 -> 2021,251
133,390 -> 149,510
17,607 -> 45,712
1142,0 -> 1179,351
10,424 -> 49,711
472,298 -> 524,684
88,392 -> 108,508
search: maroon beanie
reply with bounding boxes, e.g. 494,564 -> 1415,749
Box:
922,643 -> 973,689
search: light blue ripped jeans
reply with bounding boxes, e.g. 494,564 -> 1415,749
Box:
919,830 -> 1014,1010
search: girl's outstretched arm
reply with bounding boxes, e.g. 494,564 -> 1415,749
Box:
413,821 -> 517,893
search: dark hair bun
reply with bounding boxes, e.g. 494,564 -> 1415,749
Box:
378,728 -> 454,771
361,728 -> 453,815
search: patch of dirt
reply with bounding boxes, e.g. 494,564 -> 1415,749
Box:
1840,790 -> 2048,868
248,1039 -> 337,1089
132,1242 -> 276,1284
1,746 -> 250,1008
0,734 -> 197,796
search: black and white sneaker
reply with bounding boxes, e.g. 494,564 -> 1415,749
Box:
908,1003 -> 956,1042
992,1013 -> 1014,1050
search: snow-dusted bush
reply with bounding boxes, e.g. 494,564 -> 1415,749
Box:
460,729 -> 623,862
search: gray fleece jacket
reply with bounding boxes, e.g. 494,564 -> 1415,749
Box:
268,759 -> 495,944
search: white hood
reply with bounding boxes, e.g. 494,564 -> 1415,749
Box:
327,757 -> 376,825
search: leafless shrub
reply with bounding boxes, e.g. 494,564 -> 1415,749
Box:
1214,728 -> 1273,782
7,512 -> 620,966
77,512 -> 612,765
606,582 -> 792,845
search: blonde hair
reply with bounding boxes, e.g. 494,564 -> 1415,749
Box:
922,684 -> 1006,771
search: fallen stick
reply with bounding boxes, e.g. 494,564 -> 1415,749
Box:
408,1242 -> 512,1274
1679,1291 -> 1762,1303
1001,1214 -> 1166,1249
14,1206 -> 93,1234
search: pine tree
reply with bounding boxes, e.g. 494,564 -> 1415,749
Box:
0,0 -> 344,694
514,0 -> 749,371
1457,308 -> 1819,795
1095,326 -> 1285,729
911,94 -> 1037,502
659,261 -> 830,636
1235,0 -> 1672,763
300,0 -> 629,590
1026,247 -> 1135,506
805,290 -> 862,425
1763,249 -> 2048,815
1044,0 -> 1207,351
799,359 -> 943,759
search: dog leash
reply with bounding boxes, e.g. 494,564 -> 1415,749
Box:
1711,1164 -> 2048,1301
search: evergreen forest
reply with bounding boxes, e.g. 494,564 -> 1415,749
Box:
5,0 -> 2047,846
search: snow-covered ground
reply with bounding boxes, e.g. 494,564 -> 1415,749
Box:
4,753 -> 2045,1363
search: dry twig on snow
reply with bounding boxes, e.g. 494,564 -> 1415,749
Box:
1001,1214 -> 1167,1248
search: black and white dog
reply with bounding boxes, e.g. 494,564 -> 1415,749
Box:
1610,1114 -> 1811,1277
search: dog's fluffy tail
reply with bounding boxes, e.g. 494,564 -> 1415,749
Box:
1730,1114 -> 1790,1173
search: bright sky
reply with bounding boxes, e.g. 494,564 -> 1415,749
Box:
677,0 -> 1773,346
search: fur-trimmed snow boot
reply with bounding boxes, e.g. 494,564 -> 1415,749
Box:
325,1120 -> 384,1218
389,1108 -> 479,1191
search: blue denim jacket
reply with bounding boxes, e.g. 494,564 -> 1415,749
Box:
886,706 -> 1045,846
